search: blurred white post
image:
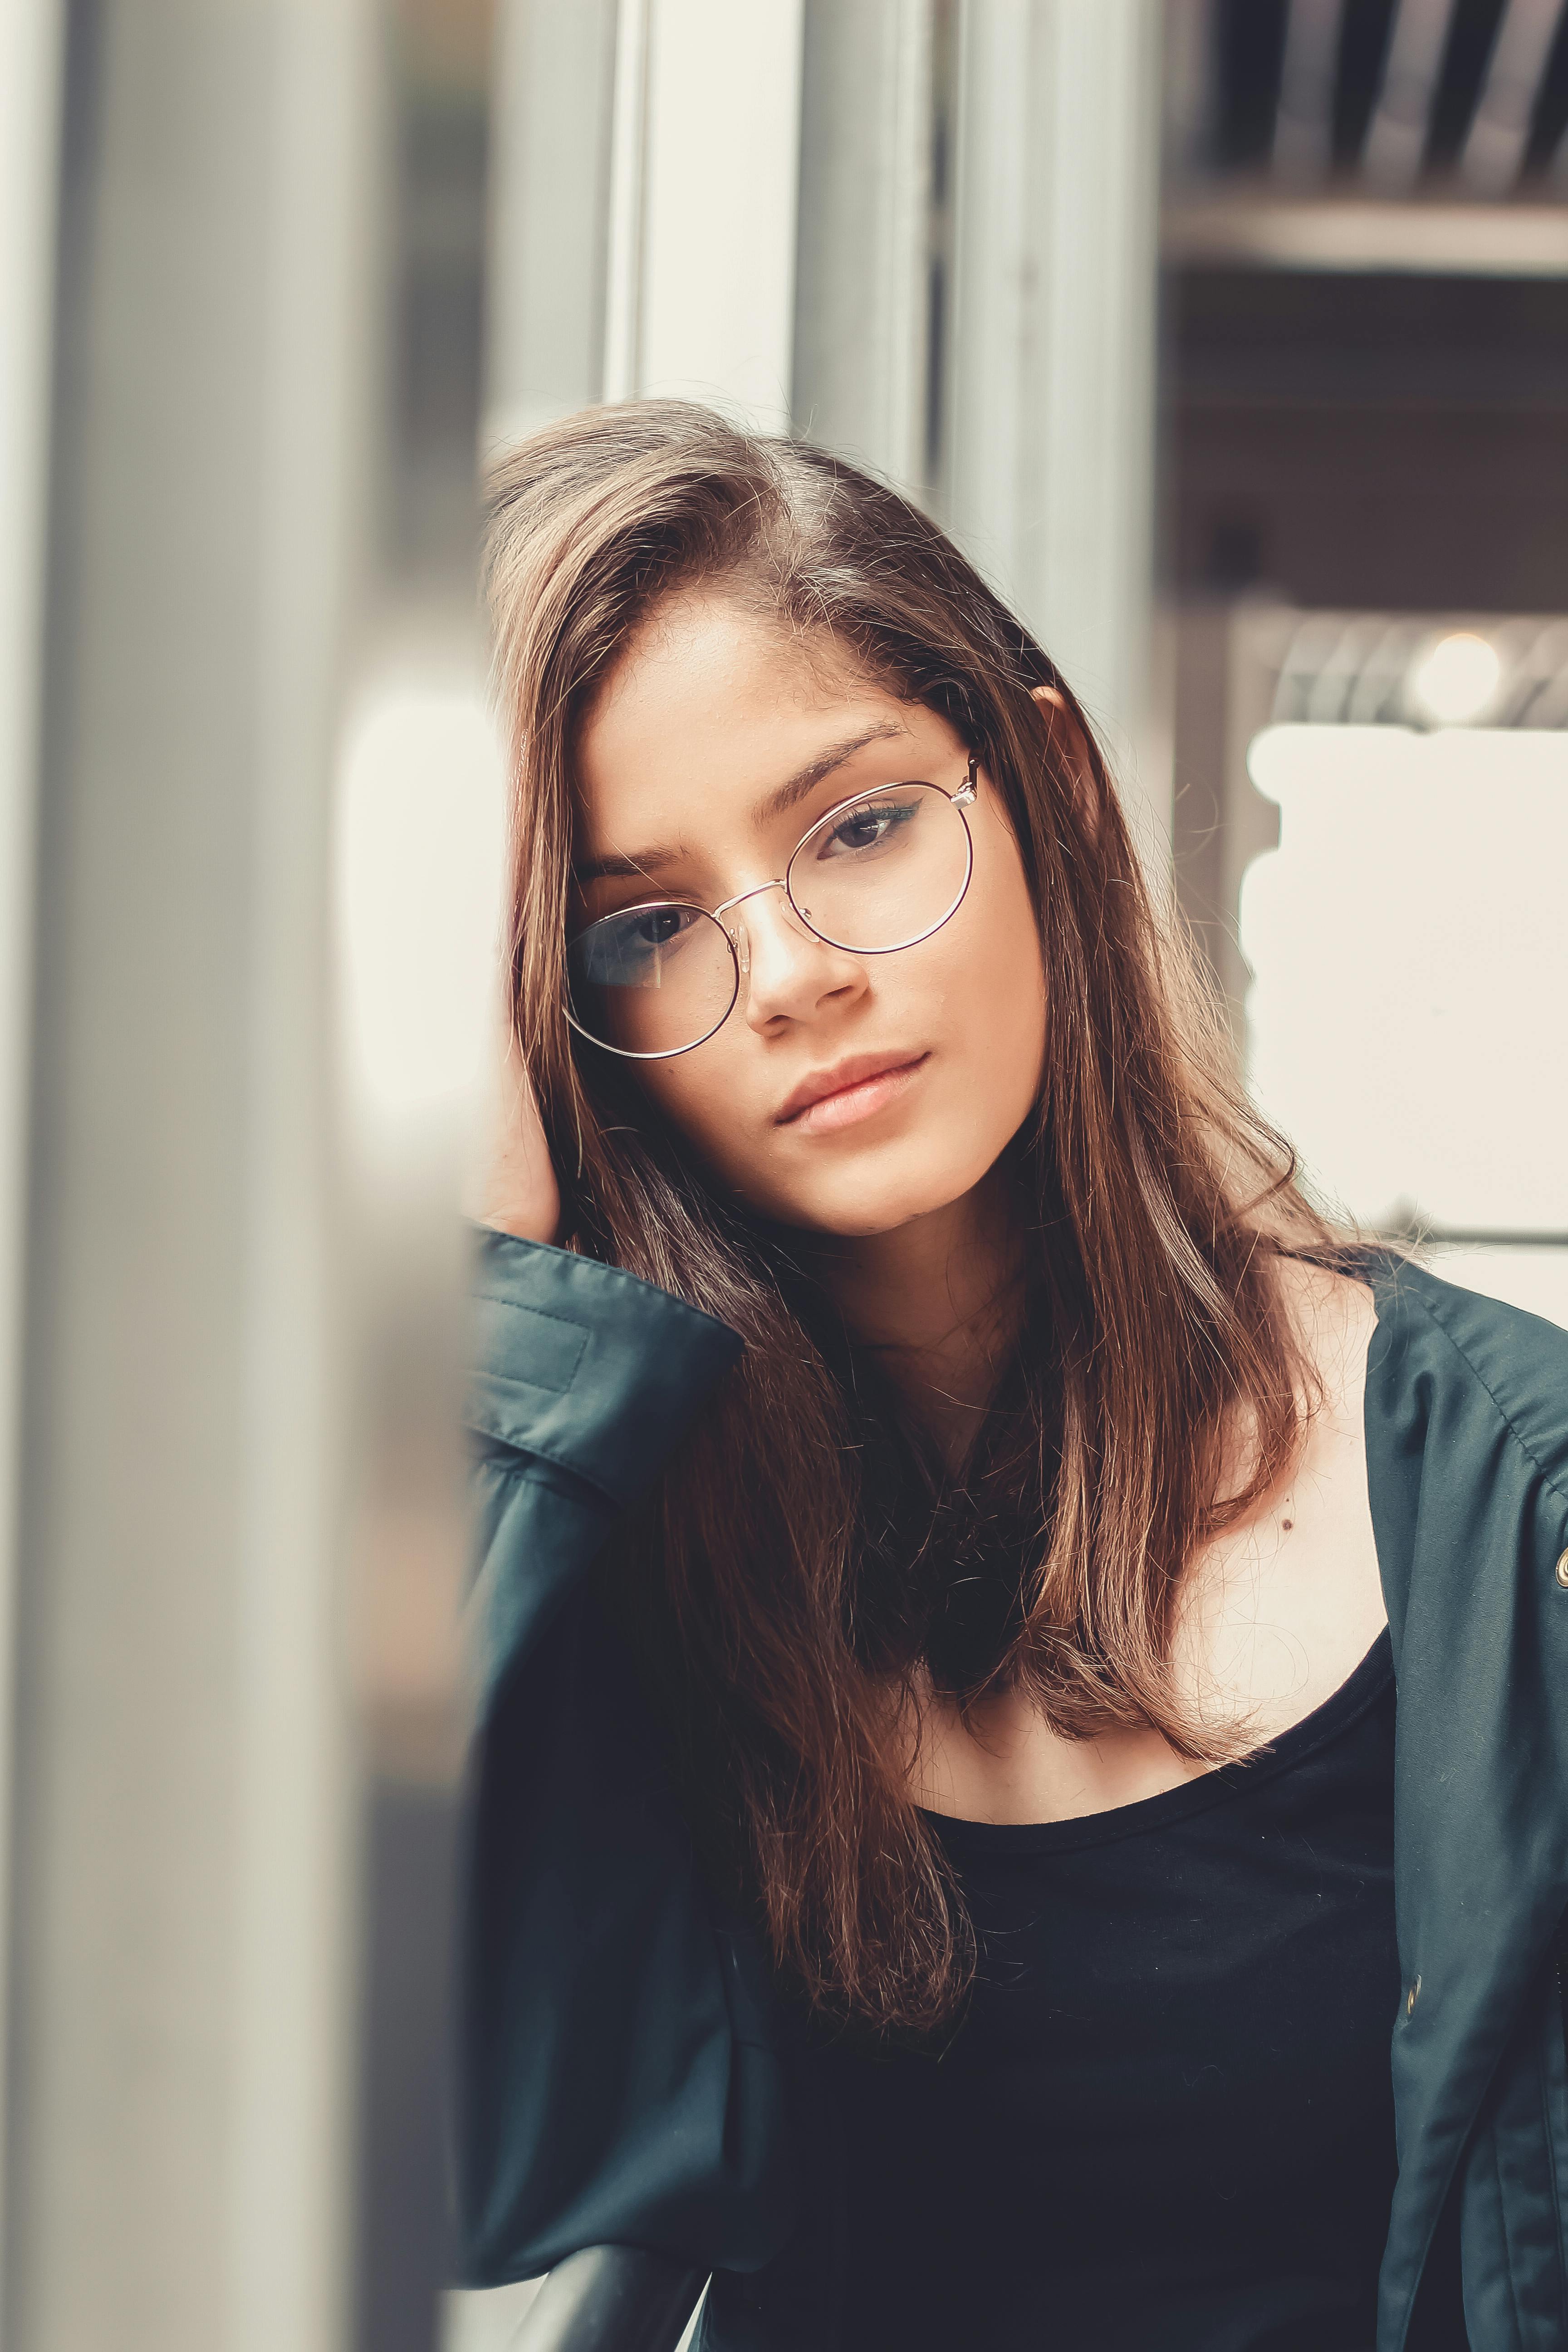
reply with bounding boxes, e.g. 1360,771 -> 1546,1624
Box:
946,0 -> 1166,841
1,2 -> 376,2347
489,0 -> 804,442
0,0 -> 64,2259
791,0 -> 937,489
608,0 -> 805,430
487,0 -> 619,447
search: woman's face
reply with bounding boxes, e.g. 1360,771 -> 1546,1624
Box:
572,594 -> 1048,1236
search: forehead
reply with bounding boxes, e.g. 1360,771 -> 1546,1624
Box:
574,594 -> 912,838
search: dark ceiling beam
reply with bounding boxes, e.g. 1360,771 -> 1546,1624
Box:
1461,0 -> 1568,188
1189,0 -> 1568,192
1274,0 -> 1350,179
1364,0 -> 1463,185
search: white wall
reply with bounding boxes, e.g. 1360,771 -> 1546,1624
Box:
1242,720 -> 1568,1330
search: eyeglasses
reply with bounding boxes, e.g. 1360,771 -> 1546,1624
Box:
566,755 -> 979,1059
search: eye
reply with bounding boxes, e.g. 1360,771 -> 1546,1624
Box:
628,906 -> 691,948
575,903 -> 704,986
815,794 -> 922,859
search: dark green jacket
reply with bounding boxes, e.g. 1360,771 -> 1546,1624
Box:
460,1233 -> 1568,2350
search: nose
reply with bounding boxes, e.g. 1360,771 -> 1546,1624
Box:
725,885 -> 867,1033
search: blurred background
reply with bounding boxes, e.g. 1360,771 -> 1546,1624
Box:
0,2 -> 1561,2349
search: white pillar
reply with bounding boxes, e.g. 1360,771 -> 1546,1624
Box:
946,0 -> 1165,840
0,0 -> 64,2262
486,0 -> 618,448
606,0 -> 805,431
2,3 -> 377,2345
792,0 -> 937,490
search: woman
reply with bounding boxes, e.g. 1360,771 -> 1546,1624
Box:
460,401 -> 1568,2352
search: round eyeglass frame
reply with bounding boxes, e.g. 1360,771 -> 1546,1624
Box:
565,755 -> 980,1061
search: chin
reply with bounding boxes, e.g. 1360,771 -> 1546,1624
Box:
762,1150 -> 997,1239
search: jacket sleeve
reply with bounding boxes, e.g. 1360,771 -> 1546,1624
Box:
457,1230 -> 797,2287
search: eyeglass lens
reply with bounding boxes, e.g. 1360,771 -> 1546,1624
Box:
566,780 -> 971,1058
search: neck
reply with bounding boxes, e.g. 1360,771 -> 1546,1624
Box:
803,1161 -> 1027,1469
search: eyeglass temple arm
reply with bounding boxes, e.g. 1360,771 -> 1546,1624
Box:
507,2245 -> 709,2352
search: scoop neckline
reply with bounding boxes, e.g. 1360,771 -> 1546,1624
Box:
921,1626 -> 1393,1858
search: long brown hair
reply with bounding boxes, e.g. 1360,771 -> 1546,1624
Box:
484,399 -> 1337,2035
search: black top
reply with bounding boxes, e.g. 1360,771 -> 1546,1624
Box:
822,1632 -> 1447,2352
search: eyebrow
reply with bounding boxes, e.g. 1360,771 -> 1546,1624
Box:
572,720 -> 909,886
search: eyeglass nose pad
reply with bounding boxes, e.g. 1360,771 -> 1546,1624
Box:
719,903 -> 760,982
723,883 -> 810,986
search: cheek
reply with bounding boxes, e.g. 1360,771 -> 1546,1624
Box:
633,1038 -> 760,1170
953,827 -> 1048,1085
948,967 -> 1046,1167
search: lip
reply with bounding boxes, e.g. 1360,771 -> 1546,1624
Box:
774,1050 -> 931,1133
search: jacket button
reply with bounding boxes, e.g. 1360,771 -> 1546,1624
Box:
1556,1551 -> 1568,1589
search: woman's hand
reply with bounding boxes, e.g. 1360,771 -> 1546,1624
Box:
473,1023 -> 561,1245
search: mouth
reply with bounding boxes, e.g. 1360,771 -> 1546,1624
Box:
774,1051 -> 931,1135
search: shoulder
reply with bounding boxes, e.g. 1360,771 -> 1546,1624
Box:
1274,1253 -> 1380,1407
1370,1254 -> 1568,1492
468,1227 -> 743,1503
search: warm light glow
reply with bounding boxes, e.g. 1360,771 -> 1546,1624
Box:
334,680 -> 507,1145
1409,631 -> 1501,726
